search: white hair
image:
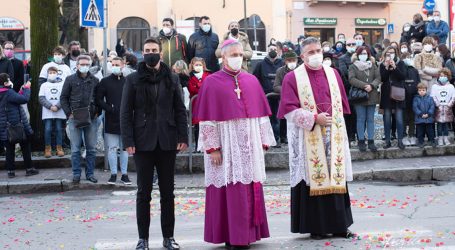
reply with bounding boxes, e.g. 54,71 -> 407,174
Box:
221,41 -> 243,56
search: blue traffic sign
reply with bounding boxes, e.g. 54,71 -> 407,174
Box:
423,0 -> 436,11
388,24 -> 394,34
80,0 -> 105,28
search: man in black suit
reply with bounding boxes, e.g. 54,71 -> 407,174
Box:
120,37 -> 188,250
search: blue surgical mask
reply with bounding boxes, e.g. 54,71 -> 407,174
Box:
439,76 -> 449,84
355,40 -> 363,46
201,24 -> 211,33
78,66 -> 90,74
111,66 -> 122,76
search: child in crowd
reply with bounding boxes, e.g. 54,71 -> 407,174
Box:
38,67 -> 66,157
430,68 -> 455,146
413,83 -> 436,148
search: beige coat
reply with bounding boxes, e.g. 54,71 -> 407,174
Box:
215,31 -> 253,70
413,52 -> 442,91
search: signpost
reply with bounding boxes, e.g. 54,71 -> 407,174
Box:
387,23 -> 394,34
423,0 -> 436,11
303,17 -> 337,26
355,18 -> 387,26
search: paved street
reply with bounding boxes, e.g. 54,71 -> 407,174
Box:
1,181 -> 455,250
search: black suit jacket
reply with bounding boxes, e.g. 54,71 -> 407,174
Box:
120,66 -> 188,152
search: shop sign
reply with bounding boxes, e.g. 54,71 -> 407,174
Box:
0,17 -> 24,30
304,17 -> 337,26
355,18 -> 387,26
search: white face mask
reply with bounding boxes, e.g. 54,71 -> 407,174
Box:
434,16 -> 441,22
424,44 -> 433,52
54,55 -> 63,64
201,24 -> 211,33
307,53 -> 323,68
227,56 -> 243,71
404,26 -> 411,32
428,16 -> 434,22
162,27 -> 172,35
322,60 -> 332,67
287,62 -> 297,70
194,71 -> 203,79
404,58 -> 413,66
323,47 -> 330,52
48,73 -> 58,81
359,54 -> 368,62
347,47 -> 356,53
193,65 -> 203,73
401,48 -> 408,54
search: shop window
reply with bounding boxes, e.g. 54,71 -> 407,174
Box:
239,14 -> 266,51
0,30 -> 24,50
355,28 -> 384,46
304,28 -> 335,44
117,17 -> 150,54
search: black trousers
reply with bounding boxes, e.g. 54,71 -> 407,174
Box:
416,123 -> 435,144
4,138 -> 32,171
134,146 -> 177,239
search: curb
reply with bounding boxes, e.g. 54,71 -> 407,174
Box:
1,166 -> 455,194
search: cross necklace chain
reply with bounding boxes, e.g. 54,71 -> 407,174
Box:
222,69 -> 242,99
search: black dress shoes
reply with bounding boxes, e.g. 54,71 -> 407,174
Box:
136,238 -> 149,250
163,237 -> 180,250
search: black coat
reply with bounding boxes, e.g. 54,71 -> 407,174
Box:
404,66 -> 420,109
120,62 -> 188,151
187,29 -> 220,72
60,71 -> 100,119
253,57 -> 284,94
0,57 -> 14,81
0,87 -> 33,141
10,58 -> 24,92
380,60 -> 407,110
96,74 -> 126,134
409,23 -> 426,43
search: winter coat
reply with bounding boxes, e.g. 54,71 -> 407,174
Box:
10,58 -> 24,92
379,60 -> 407,110
0,57 -> 14,81
413,94 -> 435,124
120,62 -> 188,151
187,71 -> 210,124
159,29 -> 188,67
426,20 -> 449,44
348,55 -> 381,106
430,82 -> 455,123
187,29 -> 220,72
273,65 -> 294,94
400,31 -> 411,44
60,71 -> 100,119
253,57 -> 284,94
413,52 -> 442,91
409,22 -> 426,42
96,74 -> 126,134
0,87 -> 33,141
215,31 -> 253,71
338,52 -> 354,80
404,65 -> 420,109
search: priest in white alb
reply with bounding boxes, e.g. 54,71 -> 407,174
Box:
194,39 -> 276,248
278,37 -> 354,240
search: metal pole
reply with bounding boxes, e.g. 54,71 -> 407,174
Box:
103,0 -> 109,171
188,95 -> 198,174
243,0 -> 248,33
253,15 -> 258,51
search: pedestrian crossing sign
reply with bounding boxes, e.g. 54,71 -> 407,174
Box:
80,0 -> 105,28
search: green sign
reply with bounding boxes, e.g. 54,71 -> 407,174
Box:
304,17 -> 337,26
355,18 -> 387,26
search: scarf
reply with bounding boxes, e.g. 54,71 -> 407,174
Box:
294,64 -> 347,196
137,62 -> 172,114
412,20 -> 425,29
353,60 -> 372,71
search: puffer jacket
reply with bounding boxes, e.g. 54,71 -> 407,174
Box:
187,29 -> 220,72
159,29 -> 188,67
215,31 -> 253,70
430,82 -> 455,123
348,55 -> 381,106
413,94 -> 435,124
0,87 -> 33,141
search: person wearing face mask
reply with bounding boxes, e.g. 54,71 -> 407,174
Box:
0,46 -> 14,83
426,10 -> 449,45
38,67 -> 66,158
120,37 -> 188,250
115,39 -> 126,58
337,33 -> 346,44
401,52 -> 420,146
158,18 -> 188,68
411,41 -> 423,57
187,16 -> 220,72
2,41 -> 24,92
0,73 -> 37,178
380,46 -> 408,149
63,41 -> 82,73
332,41 -> 347,59
253,43 -> 284,146
354,33 -> 376,58
348,46 -> 381,152
193,39 -> 274,249
430,68 -> 455,146
409,14 -> 426,43
321,41 -> 335,55
215,21 -> 253,71
278,37 -> 354,240
60,55 -> 100,184
39,46 -> 72,85
414,37 -> 442,91
400,23 -> 412,44
95,57 -> 131,185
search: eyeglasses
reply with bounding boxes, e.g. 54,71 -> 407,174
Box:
346,43 -> 356,46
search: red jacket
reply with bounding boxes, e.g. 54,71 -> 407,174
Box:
188,71 -> 210,98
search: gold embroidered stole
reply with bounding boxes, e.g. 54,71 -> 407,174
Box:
294,64 -> 347,196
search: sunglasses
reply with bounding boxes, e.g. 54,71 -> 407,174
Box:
346,43 -> 356,46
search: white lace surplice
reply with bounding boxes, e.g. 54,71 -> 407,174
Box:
285,109 -> 353,188
198,117 -> 276,188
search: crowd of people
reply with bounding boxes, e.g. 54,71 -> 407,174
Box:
0,11 -> 454,249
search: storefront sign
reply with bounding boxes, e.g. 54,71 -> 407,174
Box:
0,17 -> 24,30
304,17 -> 337,26
355,18 -> 387,26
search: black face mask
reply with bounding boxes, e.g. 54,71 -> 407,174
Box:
144,53 -> 161,67
231,28 -> 239,36
269,50 -> 277,59
71,50 -> 80,57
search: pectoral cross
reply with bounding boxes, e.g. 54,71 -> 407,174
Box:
234,86 -> 242,99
